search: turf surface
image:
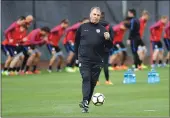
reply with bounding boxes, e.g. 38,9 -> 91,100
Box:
1,67 -> 169,117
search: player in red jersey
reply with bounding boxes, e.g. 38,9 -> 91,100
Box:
109,20 -> 128,71
47,19 -> 69,72
138,10 -> 149,69
7,24 -> 28,76
1,16 -> 26,75
150,16 -> 168,67
22,27 -> 50,74
163,21 -> 170,66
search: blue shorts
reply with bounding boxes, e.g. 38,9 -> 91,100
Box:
163,38 -> 170,51
65,43 -> 74,53
1,44 -> 9,56
152,41 -> 163,51
109,45 -> 119,55
47,44 -> 61,54
5,45 -> 17,57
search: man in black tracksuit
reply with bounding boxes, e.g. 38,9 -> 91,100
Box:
75,7 -> 112,113
126,9 -> 143,70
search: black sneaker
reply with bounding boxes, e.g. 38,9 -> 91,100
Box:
79,100 -> 89,113
82,107 -> 88,113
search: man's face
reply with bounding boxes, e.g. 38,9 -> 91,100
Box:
90,8 -> 101,24
128,11 -> 134,18
62,23 -> 69,29
19,19 -> 26,25
40,31 -> 48,37
144,14 -> 149,21
162,18 -> 168,24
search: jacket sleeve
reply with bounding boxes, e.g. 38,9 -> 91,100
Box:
128,19 -> 135,40
74,26 -> 81,60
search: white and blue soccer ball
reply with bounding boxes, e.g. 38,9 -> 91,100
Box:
92,93 -> 105,106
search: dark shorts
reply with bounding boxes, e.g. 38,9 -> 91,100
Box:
1,44 -> 9,56
114,42 -> 126,51
109,45 -> 118,55
163,38 -> 170,51
64,43 -> 70,53
68,43 -> 75,52
151,41 -> 163,50
47,44 -> 61,54
5,45 -> 17,57
130,39 -> 145,54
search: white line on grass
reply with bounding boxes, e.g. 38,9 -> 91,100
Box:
144,109 -> 156,112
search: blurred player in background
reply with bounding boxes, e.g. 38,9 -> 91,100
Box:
126,9 -> 143,71
47,19 -> 69,73
138,10 -> 150,69
22,27 -> 50,74
7,24 -> 28,76
163,21 -> 170,66
1,16 -> 26,75
109,18 -> 128,71
150,16 -> 168,68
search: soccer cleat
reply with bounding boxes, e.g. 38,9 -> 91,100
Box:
138,66 -> 142,70
113,66 -> 121,71
79,100 -> 89,113
25,71 -> 33,75
33,70 -> 41,74
151,64 -> 156,68
96,81 -> 100,85
56,69 -> 62,72
105,80 -> 113,85
134,68 -> 139,71
65,67 -> 76,73
19,71 -> 25,75
74,67 -> 79,72
47,69 -> 52,73
3,71 -> 9,76
9,71 -> 16,76
141,64 -> 148,69
82,107 -> 89,113
108,66 -> 113,71
121,65 -> 128,70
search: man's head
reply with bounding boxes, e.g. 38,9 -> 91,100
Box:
122,17 -> 131,29
40,26 -> 50,36
160,16 -> 168,24
89,7 -> 101,24
26,15 -> 34,23
18,16 -> 26,25
128,8 -> 136,18
60,19 -> 69,29
141,10 -> 150,21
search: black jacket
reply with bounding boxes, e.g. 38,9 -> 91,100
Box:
75,22 -> 112,64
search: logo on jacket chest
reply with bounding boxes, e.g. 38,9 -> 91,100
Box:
96,29 -> 100,33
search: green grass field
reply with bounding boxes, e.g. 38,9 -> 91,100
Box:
2,67 -> 169,117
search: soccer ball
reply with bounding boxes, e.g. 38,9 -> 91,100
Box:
92,93 -> 105,106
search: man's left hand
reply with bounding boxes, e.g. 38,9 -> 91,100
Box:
104,32 -> 110,40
